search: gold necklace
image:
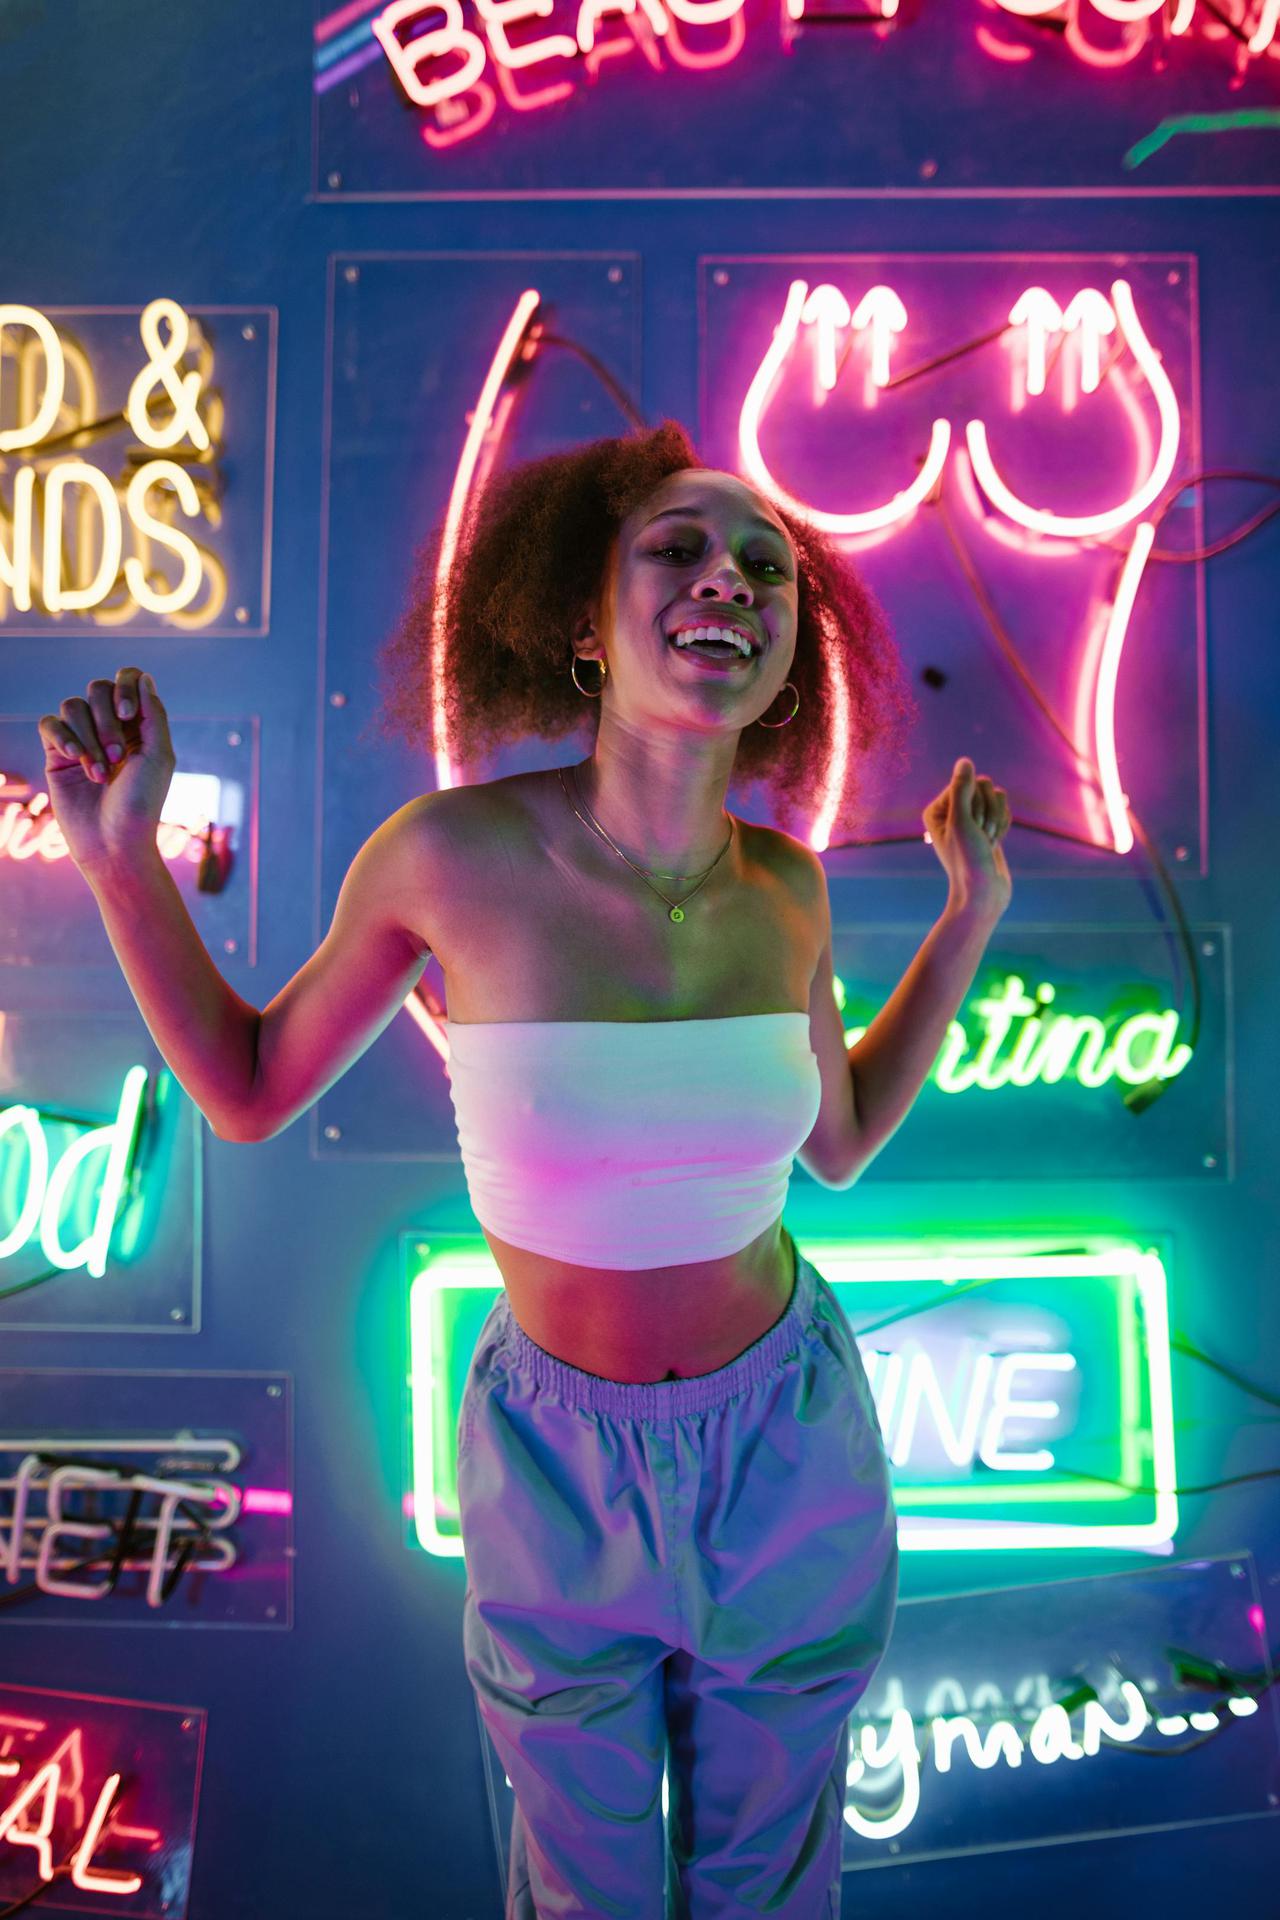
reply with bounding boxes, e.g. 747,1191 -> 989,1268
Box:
557,764 -> 735,924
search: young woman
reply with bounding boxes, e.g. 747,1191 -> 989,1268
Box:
40,420 -> 1011,1918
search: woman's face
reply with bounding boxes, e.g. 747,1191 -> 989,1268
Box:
586,467 -> 800,728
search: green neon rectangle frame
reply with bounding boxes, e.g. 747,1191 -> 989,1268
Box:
403,1233 -> 1176,1560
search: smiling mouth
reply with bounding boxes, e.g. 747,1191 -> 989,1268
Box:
667,623 -> 760,663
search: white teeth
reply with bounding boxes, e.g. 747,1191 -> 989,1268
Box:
671,625 -> 753,656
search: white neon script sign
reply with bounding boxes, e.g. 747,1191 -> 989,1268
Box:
0,300 -> 215,619
0,1066 -> 147,1279
846,1684 -> 1260,1842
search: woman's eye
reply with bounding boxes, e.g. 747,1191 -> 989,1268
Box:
653,544 -> 786,576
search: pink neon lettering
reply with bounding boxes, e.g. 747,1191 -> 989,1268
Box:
373,0 -> 487,109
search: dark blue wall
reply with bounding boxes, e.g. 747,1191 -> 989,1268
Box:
3,2 -> 1279,1914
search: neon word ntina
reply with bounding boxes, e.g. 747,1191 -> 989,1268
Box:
840,971 -> 1190,1092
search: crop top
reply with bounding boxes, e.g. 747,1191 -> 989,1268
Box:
444,1012 -> 822,1270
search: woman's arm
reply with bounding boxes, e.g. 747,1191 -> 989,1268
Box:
246,798 -> 441,1141
82,846 -> 265,1140
82,795 -> 444,1143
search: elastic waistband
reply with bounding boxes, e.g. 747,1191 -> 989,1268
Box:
494,1228 -> 819,1419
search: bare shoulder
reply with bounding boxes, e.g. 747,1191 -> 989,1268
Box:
361,779 -> 512,959
392,775 -> 513,856
740,817 -> 827,916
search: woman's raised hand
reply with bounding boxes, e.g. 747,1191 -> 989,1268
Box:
922,755 -> 1012,922
38,668 -> 176,873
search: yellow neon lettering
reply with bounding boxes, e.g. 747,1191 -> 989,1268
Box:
0,306 -> 65,453
125,299 -> 211,452
41,462 -> 123,613
0,468 -> 35,612
123,461 -> 203,613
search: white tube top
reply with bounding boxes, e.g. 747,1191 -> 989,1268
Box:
444,1012 -> 822,1270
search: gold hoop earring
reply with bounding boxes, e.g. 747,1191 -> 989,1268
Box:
570,654 -> 607,697
755,680 -> 799,727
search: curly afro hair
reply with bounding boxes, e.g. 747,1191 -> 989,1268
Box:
375,419 -> 917,843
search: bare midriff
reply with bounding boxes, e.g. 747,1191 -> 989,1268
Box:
480,1214 -> 799,1384
421,769 -> 821,1385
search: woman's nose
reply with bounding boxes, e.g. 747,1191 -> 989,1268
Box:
694,565 -> 752,602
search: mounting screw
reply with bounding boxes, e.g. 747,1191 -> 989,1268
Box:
266,1606 -> 278,1620
712,269 -> 729,287
1167,269 -> 1181,285
181,1719 -> 194,1732
224,938 -> 238,954
227,730 -> 242,747
1174,846 -> 1189,862
329,690 -> 347,707
241,323 -> 256,341
1200,940 -> 1216,957
235,605 -> 249,624
324,1124 -> 341,1141
267,1383 -> 282,1398
328,171 -> 343,190
1202,1153 -> 1218,1169
919,158 -> 938,180
170,1307 -> 186,1322
343,264 -> 358,283
607,265 -> 623,284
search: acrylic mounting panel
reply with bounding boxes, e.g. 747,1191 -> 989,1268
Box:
406,1229 -> 1189,1559
0,715 -> 259,969
0,1681 -> 205,1914
700,252 -> 1205,881
0,304 -> 276,637
0,1011 -> 201,1332
0,1369 -> 291,1627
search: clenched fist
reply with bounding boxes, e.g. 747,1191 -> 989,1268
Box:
38,667 -> 176,874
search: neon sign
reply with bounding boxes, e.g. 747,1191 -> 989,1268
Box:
0,299 -> 272,632
738,275 -> 1179,853
703,258 -> 1197,856
317,0 -> 1280,159
873,971 -> 1192,1091
406,1237 -> 1178,1556
986,0 -> 1280,67
847,1680 -> 1260,1841
0,1066 -> 147,1279
2,1451 -> 242,1608
0,770 -> 231,872
0,1686 -> 203,1913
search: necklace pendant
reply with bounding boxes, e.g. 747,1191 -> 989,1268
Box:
669,905 -> 685,923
